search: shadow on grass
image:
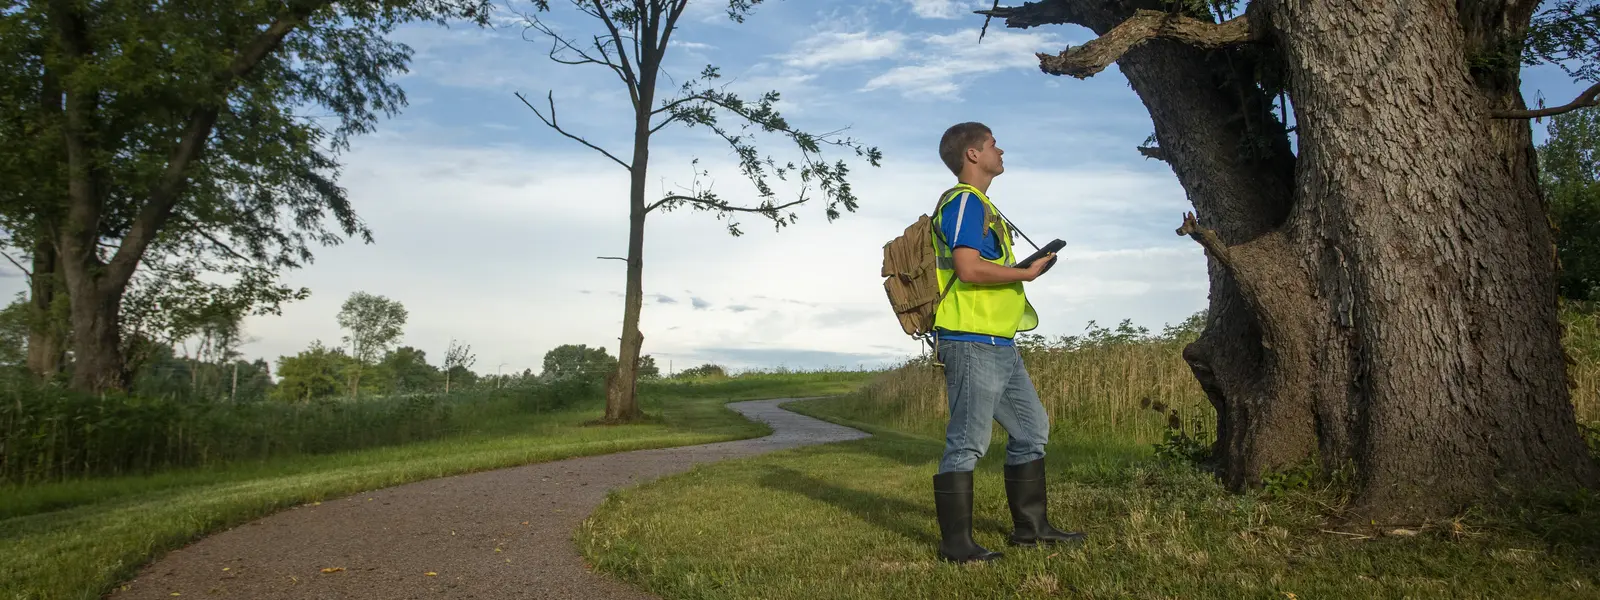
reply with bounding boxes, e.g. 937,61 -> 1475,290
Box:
755,465 -> 1011,546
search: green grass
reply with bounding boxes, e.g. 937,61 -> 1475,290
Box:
577,394 -> 1600,600
1,371 -> 873,600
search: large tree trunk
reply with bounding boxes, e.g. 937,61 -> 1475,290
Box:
602,63 -> 655,425
990,0 -> 1599,522
27,234 -> 67,380
602,201 -> 646,423
61,276 -> 130,393
1260,0 -> 1596,520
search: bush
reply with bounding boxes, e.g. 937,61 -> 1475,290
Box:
0,374 -> 603,484
674,363 -> 727,379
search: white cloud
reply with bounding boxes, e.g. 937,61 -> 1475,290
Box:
905,0 -> 988,19
139,135 -> 1194,376
862,28 -> 1069,98
781,30 -> 907,69
0,135 -> 1203,376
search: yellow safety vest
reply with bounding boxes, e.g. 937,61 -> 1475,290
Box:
928,184 -> 1039,339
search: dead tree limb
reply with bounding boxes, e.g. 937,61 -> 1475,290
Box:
1038,9 -> 1257,79
515,90 -> 632,171
1492,81 -> 1600,118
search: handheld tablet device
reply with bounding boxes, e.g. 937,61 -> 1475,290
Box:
1015,239 -> 1066,273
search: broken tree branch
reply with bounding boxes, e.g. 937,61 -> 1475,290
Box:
1137,145 -> 1168,162
978,0 -> 1000,42
1492,81 -> 1600,118
598,256 -> 628,262
1039,9 -> 1257,79
973,2 -> 1092,30
516,90 -> 633,171
1176,211 -> 1235,271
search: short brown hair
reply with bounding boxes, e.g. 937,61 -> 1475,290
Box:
939,122 -> 991,176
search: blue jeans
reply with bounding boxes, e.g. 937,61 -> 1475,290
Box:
937,339 -> 1051,474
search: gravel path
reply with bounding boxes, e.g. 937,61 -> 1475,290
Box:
107,398 -> 870,600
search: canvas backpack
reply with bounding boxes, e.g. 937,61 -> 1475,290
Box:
880,190 -> 960,347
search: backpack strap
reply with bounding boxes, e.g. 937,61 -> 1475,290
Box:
925,186 -> 971,347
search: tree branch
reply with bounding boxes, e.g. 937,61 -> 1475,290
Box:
657,0 -> 688,55
1038,9 -> 1257,79
105,1 -> 333,292
178,216 -> 255,263
516,90 -> 633,170
649,113 -> 681,134
591,0 -> 641,107
1137,145 -> 1168,162
978,0 -> 1001,42
974,1 -> 1092,30
1492,81 -> 1600,118
1175,211 -> 1235,271
598,255 -> 629,262
523,14 -> 634,91
647,194 -> 806,215
1,250 -> 33,280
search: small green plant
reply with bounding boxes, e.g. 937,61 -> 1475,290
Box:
1260,462 -> 1319,498
1144,395 -> 1213,465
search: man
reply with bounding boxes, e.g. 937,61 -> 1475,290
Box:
928,122 -> 1086,563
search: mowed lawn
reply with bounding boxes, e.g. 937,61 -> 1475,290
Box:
1,372 -> 870,600
577,395 -> 1600,600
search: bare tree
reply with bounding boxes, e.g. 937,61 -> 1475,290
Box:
515,0 -> 882,422
443,338 -> 477,393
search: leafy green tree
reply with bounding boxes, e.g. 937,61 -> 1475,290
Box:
273,341 -> 353,403
224,358 -> 276,403
0,294 -> 31,372
336,291 -> 408,396
637,354 -> 660,379
516,0 -> 881,422
375,346 -> 440,394
1538,107 -> 1600,302
0,0 -> 493,393
541,343 -> 618,384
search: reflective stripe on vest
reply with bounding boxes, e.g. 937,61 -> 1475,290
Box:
929,184 -> 1039,339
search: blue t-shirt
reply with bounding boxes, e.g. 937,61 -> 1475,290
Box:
934,190 -> 1014,346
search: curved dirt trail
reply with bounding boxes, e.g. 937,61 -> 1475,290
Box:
107,398 -> 870,600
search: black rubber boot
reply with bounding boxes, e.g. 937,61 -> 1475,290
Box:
1003,458 -> 1086,547
932,471 -> 1002,563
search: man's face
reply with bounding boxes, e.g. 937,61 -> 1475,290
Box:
970,134 -> 1004,176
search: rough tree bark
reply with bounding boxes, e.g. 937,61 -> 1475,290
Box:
26,233 -> 66,380
986,0 -> 1598,522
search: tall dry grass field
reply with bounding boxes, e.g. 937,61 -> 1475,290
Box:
849,313 -> 1600,449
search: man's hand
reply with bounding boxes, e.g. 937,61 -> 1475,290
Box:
952,248 -> 1056,284
1020,253 -> 1055,281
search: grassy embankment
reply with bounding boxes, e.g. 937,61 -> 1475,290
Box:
0,369 -> 872,600
577,319 -> 1600,600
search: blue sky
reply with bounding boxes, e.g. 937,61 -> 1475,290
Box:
2,0 -> 1591,376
